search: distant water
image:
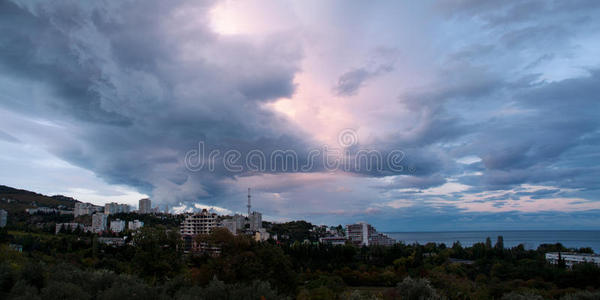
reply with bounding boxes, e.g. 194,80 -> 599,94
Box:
385,231 -> 600,253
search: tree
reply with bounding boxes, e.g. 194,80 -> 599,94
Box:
558,252 -> 566,269
40,281 -> 91,300
96,276 -> 157,300
495,236 -> 504,251
9,280 -> 41,300
392,277 -> 439,300
561,291 -> 600,300
19,262 -> 45,291
501,291 -> 543,300
451,241 -> 466,258
132,226 -> 184,283
0,263 -> 15,294
175,277 -> 286,300
577,247 -> 594,254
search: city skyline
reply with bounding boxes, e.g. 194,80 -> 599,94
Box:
1,0 -> 600,231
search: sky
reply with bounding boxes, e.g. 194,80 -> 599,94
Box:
1,0 -> 599,231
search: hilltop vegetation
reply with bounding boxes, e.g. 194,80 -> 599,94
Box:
0,185 -> 78,214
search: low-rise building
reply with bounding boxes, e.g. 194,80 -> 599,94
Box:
0,209 -> 7,227
74,202 -> 103,217
26,207 -> 57,214
370,232 -> 396,246
27,207 -> 74,215
55,223 -> 85,234
98,237 -> 125,246
254,228 -> 270,242
325,226 -> 345,237
9,244 -> 23,252
110,219 -> 126,233
546,252 -> 600,268
128,219 -> 144,231
319,236 -> 348,245
1,197 -> 16,203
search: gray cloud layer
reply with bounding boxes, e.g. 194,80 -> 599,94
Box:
1,0 -> 599,228
0,0 -> 311,202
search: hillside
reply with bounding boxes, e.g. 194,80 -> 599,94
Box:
0,185 -> 79,214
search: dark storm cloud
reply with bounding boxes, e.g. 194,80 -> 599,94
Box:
0,0 -> 309,202
0,1 -> 130,125
334,68 -> 371,96
463,71 -> 600,191
1,0 -> 425,207
440,75 -> 599,193
391,0 -> 600,196
333,48 -> 397,97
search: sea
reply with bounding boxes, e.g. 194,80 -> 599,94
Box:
385,231 -> 600,253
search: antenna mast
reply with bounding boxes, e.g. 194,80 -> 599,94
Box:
247,188 -> 251,216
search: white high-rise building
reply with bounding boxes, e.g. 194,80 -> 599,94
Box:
138,198 -> 151,214
249,211 -> 262,231
221,214 -> 246,235
91,213 -> 107,233
105,203 -> 116,215
0,209 -> 7,227
221,213 -> 264,236
180,209 -> 218,236
220,189 -> 263,236
346,222 -> 395,246
104,202 -> 130,215
233,214 -> 245,229
180,209 -> 219,253
110,219 -> 126,233
74,202 -> 103,217
346,222 -> 374,246
222,218 -> 238,235
74,203 -> 86,217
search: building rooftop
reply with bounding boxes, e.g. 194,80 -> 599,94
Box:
546,252 -> 600,257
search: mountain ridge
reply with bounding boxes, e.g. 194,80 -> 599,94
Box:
0,185 -> 80,214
